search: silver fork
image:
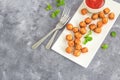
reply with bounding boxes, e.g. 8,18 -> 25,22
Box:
32,7 -> 70,49
45,7 -> 71,49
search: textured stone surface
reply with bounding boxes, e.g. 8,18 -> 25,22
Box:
0,0 -> 120,80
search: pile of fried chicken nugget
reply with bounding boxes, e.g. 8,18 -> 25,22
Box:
65,8 -> 115,57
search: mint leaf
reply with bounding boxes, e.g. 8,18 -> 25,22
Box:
83,39 -> 88,45
50,9 -> 60,18
110,31 -> 117,37
86,37 -> 93,41
45,3 -> 52,11
54,9 -> 60,14
83,30 -> 93,45
85,30 -> 92,38
101,44 -> 109,50
51,13 -> 56,18
56,0 -> 65,7
83,37 -> 93,45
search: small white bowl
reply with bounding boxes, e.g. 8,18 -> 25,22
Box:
83,0 -> 106,13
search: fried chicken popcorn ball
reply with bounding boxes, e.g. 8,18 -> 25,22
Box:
65,47 -> 73,53
85,17 -> 92,24
74,32 -> 82,39
108,12 -> 115,20
94,27 -> 102,33
81,8 -> 88,15
79,28 -> 87,35
103,8 -> 110,14
75,45 -> 82,50
81,47 -> 88,53
66,23 -> 73,30
66,34 -> 73,41
79,21 -> 87,28
72,27 -> 79,33
102,17 -> 108,24
99,11 -> 105,18
73,50 -> 81,57
97,21 -> 103,28
91,13 -> 98,20
74,39 -> 81,45
89,24 -> 97,30
68,40 -> 74,47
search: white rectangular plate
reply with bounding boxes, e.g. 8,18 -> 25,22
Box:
52,0 -> 120,68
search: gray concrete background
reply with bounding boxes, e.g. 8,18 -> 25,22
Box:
0,0 -> 120,80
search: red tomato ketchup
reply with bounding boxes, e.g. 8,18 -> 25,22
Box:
86,0 -> 105,9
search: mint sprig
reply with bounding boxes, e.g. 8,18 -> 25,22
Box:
83,30 -> 93,45
50,9 -> 60,18
45,3 -> 53,11
45,3 -> 52,11
56,0 -> 65,7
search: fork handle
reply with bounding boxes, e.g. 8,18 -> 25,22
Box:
32,27 -> 58,49
46,30 -> 58,49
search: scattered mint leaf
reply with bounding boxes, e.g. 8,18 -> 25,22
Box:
45,3 -> 52,11
45,1 -> 65,19
56,0 -> 65,7
110,31 -> 117,37
101,44 -> 109,50
50,9 -> 60,18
